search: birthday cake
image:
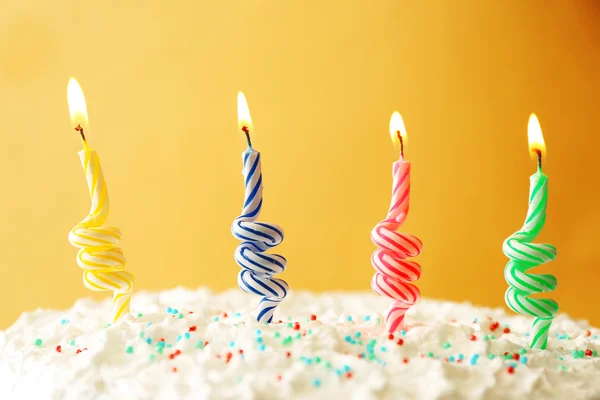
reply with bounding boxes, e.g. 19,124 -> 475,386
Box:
1,288 -> 599,400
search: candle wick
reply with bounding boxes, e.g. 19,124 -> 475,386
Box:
242,125 -> 252,148
533,148 -> 542,170
75,124 -> 87,143
397,130 -> 404,158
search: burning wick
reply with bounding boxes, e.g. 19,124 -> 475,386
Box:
242,125 -> 252,149
397,130 -> 404,158
75,124 -> 87,143
533,148 -> 542,171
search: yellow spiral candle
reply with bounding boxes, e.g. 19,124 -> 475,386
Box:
66,78 -> 134,323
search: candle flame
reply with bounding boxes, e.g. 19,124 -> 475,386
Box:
67,78 -> 89,133
527,113 -> 546,159
237,91 -> 253,134
389,111 -> 407,148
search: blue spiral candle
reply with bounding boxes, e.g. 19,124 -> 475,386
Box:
231,92 -> 288,323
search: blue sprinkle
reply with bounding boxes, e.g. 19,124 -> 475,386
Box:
345,336 -> 352,343
355,332 -> 361,338
449,355 -> 455,362
146,338 -> 152,344
229,341 -> 235,347
347,316 -> 353,322
360,352 -> 366,358
234,312 -> 241,317
167,344 -> 173,348
313,378 -> 321,388
258,344 -> 266,351
166,307 -> 172,313
470,354 -> 479,365
176,335 -> 182,342
593,335 -> 598,340
521,357 -> 528,365
184,333 -> 191,339
473,318 -> 478,323
256,337 -> 264,343
343,365 -> 351,372
509,362 -> 518,368
256,329 -> 262,335
364,316 -> 371,321
525,333 -> 530,337
458,354 -> 464,360
335,369 -> 342,376
60,319 -> 69,325
147,322 -> 152,327
400,330 -> 406,336
381,346 -> 387,352
173,309 -> 178,314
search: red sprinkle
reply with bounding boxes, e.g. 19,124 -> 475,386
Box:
76,349 -> 82,354
216,354 -> 221,359
504,352 -> 510,356
470,334 -> 477,341
490,322 -> 500,332
397,339 -> 404,346
171,367 -> 177,373
507,366 -> 515,374
238,349 -> 244,354
503,328 -> 511,334
456,359 -> 463,364
512,353 -> 520,360
55,345 -> 62,353
277,375 -> 282,381
346,372 -> 353,379
586,330 -> 592,337
585,349 -> 593,357
189,326 -> 197,332
204,341 -> 209,347
169,354 -> 175,360
160,338 -> 165,342
286,351 -> 292,358
388,333 -> 395,340
223,312 -> 228,318
188,311 -> 194,314
293,323 -> 300,331
310,314 -> 317,321
175,350 -> 181,356
403,358 -> 409,364
358,354 -> 364,358
226,352 -> 233,363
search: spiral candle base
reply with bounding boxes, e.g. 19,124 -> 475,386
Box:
232,150 -> 288,323
503,171 -> 557,349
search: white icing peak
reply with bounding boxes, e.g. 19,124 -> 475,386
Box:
1,288 -> 599,399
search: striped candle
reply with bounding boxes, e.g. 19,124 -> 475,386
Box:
371,112 -> 423,333
231,92 -> 288,323
503,114 -> 558,350
67,78 -> 134,323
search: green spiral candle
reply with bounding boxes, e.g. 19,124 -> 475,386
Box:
503,114 -> 558,350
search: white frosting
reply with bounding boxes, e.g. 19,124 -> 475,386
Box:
1,288 -> 599,399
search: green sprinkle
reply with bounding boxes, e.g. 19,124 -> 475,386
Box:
70,340 -> 76,346
315,357 -> 321,363
287,323 -> 293,328
126,346 -> 134,354
557,356 -> 564,361
518,348 -> 527,355
178,314 -> 184,319
324,361 -> 333,369
195,341 -> 204,349
34,339 -> 42,346
139,332 -> 144,338
212,316 -> 219,322
295,333 -> 302,339
308,329 -> 312,335
427,352 -> 434,358
157,347 -> 164,354
593,350 -> 598,357
487,354 -> 495,360
149,354 -> 155,361
442,342 -> 452,349
490,335 -> 496,340
137,313 -> 143,317
483,335 -> 489,341
274,332 -> 281,338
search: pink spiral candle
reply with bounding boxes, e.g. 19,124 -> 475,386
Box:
370,112 -> 423,333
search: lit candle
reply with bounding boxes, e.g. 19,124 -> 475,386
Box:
371,112 -> 423,333
231,92 -> 288,323
503,113 -> 558,349
66,78 -> 134,323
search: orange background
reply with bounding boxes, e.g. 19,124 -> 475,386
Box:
0,1 -> 599,328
